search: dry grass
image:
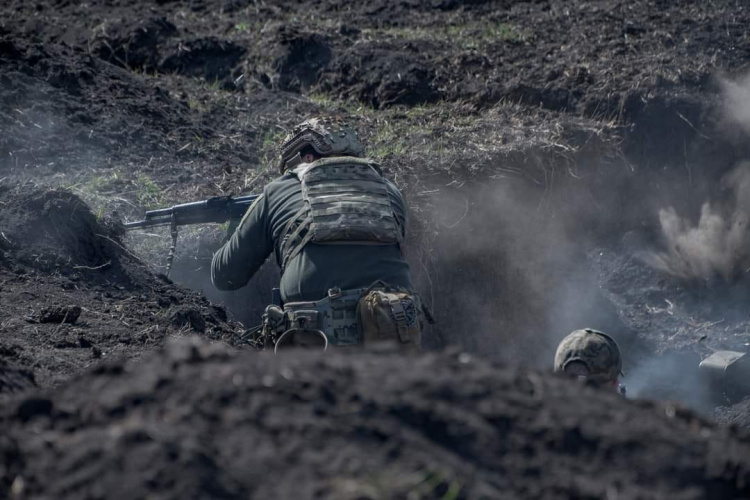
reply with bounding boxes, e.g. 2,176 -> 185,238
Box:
20,54 -> 623,281
361,20 -> 524,49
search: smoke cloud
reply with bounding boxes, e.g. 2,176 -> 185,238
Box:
409,175 -> 628,369
721,72 -> 750,137
643,73 -> 750,281
626,352 -> 715,415
642,162 -> 750,282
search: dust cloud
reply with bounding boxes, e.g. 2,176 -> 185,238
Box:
626,352 -> 715,415
411,174 -> 626,369
643,73 -> 750,282
721,72 -> 750,137
642,162 -> 750,282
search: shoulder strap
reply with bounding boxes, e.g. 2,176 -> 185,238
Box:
277,205 -> 308,271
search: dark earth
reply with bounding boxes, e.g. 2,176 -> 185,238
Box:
4,339 -> 750,499
2,0 -> 750,498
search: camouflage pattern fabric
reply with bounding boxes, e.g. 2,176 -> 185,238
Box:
280,157 -> 403,269
210,165 -> 413,303
283,287 -> 366,347
278,117 -> 364,173
554,329 -> 622,384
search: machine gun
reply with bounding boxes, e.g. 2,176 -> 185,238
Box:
123,194 -> 260,275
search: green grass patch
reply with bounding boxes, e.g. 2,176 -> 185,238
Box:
133,174 -> 165,210
448,22 -> 523,46
307,92 -> 379,118
258,129 -> 288,172
367,21 -> 523,49
367,119 -> 408,160
75,171 -> 123,195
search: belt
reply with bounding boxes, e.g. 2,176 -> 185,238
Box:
283,287 -> 367,347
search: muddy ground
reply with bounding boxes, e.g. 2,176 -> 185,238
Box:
2,0 -> 750,497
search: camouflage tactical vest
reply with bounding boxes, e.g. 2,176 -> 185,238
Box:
279,157 -> 403,270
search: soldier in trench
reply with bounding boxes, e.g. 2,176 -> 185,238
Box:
211,117 -> 424,350
554,328 -> 626,395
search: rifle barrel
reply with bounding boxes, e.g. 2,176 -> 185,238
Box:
123,194 -> 260,230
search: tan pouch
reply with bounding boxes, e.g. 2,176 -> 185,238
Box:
356,290 -> 421,349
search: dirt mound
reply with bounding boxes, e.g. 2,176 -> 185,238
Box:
254,25 -> 333,92
10,0 -> 747,118
160,37 -> 246,82
1,338 -> 748,499
0,29 -> 216,173
91,17 -> 178,72
0,187 -> 118,272
716,398 -> 750,431
0,186 -> 244,389
320,41 -> 440,108
0,358 -> 36,398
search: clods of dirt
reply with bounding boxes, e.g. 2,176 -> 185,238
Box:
715,397 -> 750,430
39,305 -> 82,324
0,32 -> 208,171
258,25 -> 333,92
0,188 -> 118,273
1,337 -> 749,499
0,186 -> 245,389
0,359 -> 36,399
320,41 -> 440,108
169,306 -> 207,332
160,37 -> 246,81
91,17 -> 178,72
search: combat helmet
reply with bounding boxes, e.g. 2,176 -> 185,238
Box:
554,328 -> 623,385
277,117 -> 364,173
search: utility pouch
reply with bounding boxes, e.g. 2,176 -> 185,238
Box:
283,288 -> 362,347
356,289 -> 421,348
261,305 -> 286,349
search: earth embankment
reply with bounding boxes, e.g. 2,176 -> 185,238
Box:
3,338 -> 750,500
2,0 -> 750,497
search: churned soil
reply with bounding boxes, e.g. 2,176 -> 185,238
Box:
2,338 -> 750,500
2,0 -> 750,496
0,185 -> 244,391
3,0 -> 749,176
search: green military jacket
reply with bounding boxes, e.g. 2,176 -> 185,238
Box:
211,158 -> 414,303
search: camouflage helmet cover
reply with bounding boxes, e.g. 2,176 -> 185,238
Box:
278,117 -> 364,173
554,328 -> 623,383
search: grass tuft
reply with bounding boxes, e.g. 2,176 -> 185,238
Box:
364,20 -> 524,49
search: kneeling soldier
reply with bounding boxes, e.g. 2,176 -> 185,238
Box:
211,117 -> 423,351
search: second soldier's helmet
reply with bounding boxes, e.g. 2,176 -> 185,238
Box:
554,328 -> 623,384
277,117 -> 364,173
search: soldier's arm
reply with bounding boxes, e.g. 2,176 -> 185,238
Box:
211,194 -> 272,291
